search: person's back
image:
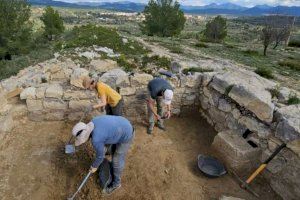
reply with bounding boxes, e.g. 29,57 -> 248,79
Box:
91,115 -> 133,145
96,82 -> 121,107
148,78 -> 173,99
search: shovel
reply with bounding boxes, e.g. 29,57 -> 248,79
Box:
67,171 -> 92,200
65,107 -> 90,154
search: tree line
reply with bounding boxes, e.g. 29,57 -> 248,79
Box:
0,0 -> 296,61
0,0 -> 64,60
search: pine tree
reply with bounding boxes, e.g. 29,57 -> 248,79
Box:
203,16 -> 227,43
0,0 -> 32,59
141,0 -> 186,37
40,6 -> 65,41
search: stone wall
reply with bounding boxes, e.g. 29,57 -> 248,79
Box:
0,57 -> 299,200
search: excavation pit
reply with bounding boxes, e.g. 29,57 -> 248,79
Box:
0,112 -> 280,200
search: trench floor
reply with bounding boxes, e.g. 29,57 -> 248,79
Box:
0,113 -> 280,200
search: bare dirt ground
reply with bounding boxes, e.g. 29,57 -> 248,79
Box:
0,113 -> 281,200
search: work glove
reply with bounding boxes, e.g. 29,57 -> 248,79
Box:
89,166 -> 97,173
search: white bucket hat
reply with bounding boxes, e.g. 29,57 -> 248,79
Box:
72,122 -> 94,146
163,89 -> 173,105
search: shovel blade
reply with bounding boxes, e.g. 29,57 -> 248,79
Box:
65,144 -> 75,154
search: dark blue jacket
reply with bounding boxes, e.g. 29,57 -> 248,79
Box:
148,78 -> 173,99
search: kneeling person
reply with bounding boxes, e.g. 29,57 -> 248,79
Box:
83,76 -> 124,116
147,78 -> 173,134
72,115 -> 134,194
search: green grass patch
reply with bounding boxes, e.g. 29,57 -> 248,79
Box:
195,42 -> 209,48
169,45 -> 183,54
279,59 -> 300,71
254,67 -> 274,79
142,55 -> 171,69
242,49 -> 260,56
288,93 -> 300,105
182,67 -> 214,75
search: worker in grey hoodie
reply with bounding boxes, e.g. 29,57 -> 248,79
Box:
71,115 -> 134,195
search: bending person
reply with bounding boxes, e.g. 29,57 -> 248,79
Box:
147,78 -> 173,134
71,115 -> 134,194
83,76 -> 124,116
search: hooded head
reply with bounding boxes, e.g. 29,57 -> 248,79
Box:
163,89 -> 173,105
72,122 -> 95,146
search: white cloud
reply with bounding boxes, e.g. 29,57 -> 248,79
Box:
58,0 -> 300,7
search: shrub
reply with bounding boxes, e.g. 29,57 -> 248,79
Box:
279,59 -> 300,71
255,67 -> 274,79
203,15 -> 227,43
141,0 -> 186,37
117,55 -> 137,72
195,42 -> 208,48
182,67 -> 213,75
60,24 -> 147,56
287,93 -> 300,105
288,40 -> 300,48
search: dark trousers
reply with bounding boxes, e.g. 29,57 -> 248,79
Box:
105,98 -> 124,116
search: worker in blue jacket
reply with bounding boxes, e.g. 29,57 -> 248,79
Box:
71,115 -> 134,195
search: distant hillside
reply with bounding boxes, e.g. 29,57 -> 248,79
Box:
28,0 -> 300,16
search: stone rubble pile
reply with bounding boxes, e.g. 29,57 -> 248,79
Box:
0,56 -> 299,200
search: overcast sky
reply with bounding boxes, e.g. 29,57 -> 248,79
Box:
59,0 -> 300,7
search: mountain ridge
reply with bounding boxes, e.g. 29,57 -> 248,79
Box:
28,0 -> 300,16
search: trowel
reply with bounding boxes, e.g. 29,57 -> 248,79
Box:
65,136 -> 75,154
65,107 -> 90,154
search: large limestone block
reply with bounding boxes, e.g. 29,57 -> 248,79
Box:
210,70 -> 275,123
90,59 -> 118,73
70,68 -> 89,88
131,73 -> 153,86
212,130 -> 261,171
20,87 -> 36,100
26,99 -> 43,111
275,105 -> 300,142
69,100 -> 90,111
45,84 -> 63,98
99,68 -> 128,88
270,151 -> 300,200
238,116 -> 271,138
36,87 -> 46,99
63,90 -> 95,100
43,99 -> 68,110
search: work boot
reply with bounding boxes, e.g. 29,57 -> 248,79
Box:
103,183 -> 121,195
147,124 -> 154,135
147,127 -> 153,134
157,121 -> 166,131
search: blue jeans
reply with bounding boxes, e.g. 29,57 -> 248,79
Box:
112,131 -> 134,185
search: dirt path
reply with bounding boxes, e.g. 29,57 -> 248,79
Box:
0,114 -> 280,200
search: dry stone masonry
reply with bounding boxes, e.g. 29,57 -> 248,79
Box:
0,55 -> 299,200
